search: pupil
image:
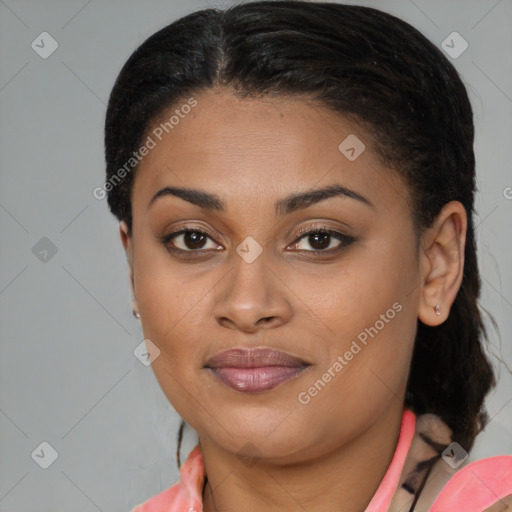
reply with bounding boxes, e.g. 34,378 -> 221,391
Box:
310,233 -> 329,250
185,232 -> 206,249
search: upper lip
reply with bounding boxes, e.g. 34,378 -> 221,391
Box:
205,347 -> 309,369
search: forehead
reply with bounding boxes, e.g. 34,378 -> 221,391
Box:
132,89 -> 407,215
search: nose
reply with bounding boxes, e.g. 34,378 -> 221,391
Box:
213,255 -> 294,333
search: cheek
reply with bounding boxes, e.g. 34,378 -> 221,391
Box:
132,249 -> 209,422
133,242 -> 196,357
313,233 -> 419,399
320,232 -> 417,331
297,302 -> 416,451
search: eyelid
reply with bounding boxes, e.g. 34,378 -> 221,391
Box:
159,224 -> 222,250
288,225 -> 355,252
292,222 -> 352,240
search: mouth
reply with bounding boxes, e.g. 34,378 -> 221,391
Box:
204,347 -> 310,393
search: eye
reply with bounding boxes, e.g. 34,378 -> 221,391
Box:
289,226 -> 355,253
160,227 -> 222,253
159,225 -> 356,256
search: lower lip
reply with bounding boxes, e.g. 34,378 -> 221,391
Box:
209,366 -> 307,393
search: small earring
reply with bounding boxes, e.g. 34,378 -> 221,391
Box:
434,304 -> 441,316
132,298 -> 140,319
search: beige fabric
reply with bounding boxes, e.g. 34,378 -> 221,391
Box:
484,495 -> 512,512
389,413 -> 461,511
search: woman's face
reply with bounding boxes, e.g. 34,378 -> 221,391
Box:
122,88 -> 423,463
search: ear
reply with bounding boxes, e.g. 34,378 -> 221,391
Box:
417,201 -> 467,326
119,220 -> 138,314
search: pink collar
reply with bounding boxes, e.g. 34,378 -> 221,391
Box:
365,408 -> 416,511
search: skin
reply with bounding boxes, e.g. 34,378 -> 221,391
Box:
119,88 -> 467,512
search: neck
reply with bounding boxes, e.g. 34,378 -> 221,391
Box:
201,402 -> 405,512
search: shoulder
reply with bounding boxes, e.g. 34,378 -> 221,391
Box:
430,455 -> 512,512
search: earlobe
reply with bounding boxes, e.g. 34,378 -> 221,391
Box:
417,201 -> 467,327
119,220 -> 139,319
119,220 -> 134,266
119,220 -> 130,251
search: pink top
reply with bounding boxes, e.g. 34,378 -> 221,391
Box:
131,409 -> 512,511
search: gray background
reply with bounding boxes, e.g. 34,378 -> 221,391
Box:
0,0 -> 511,510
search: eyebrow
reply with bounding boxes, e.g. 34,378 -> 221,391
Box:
147,183 -> 374,216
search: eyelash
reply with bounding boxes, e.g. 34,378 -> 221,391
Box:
292,226 -> 355,254
159,225 -> 356,256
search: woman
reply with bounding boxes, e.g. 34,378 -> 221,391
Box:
103,1 -> 512,510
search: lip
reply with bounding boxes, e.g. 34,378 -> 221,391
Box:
205,347 -> 310,393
